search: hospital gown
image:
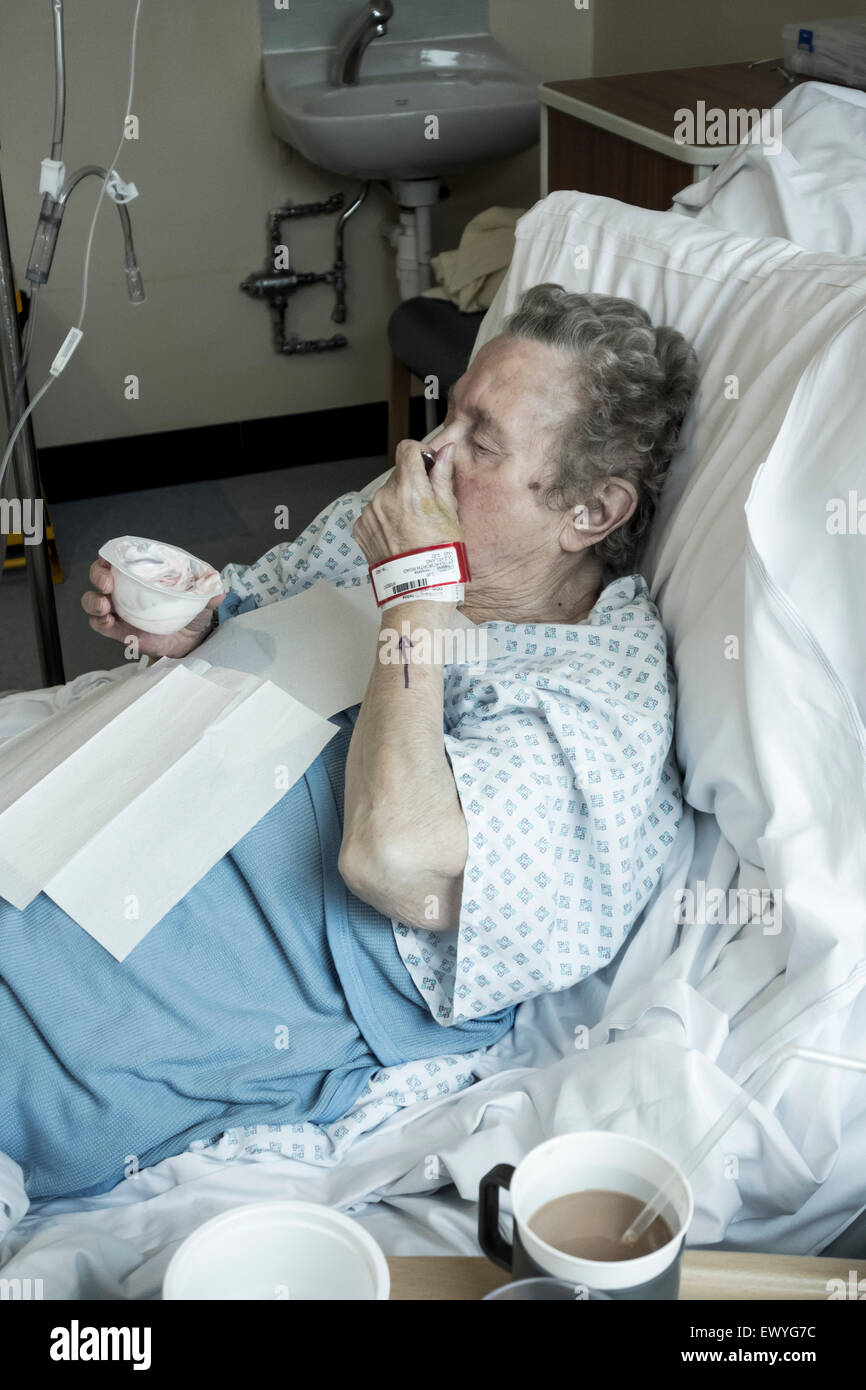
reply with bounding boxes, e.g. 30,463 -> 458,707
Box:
220,488 -> 683,1026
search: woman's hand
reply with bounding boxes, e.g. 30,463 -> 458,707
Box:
352,439 -> 460,567
80,557 -> 223,659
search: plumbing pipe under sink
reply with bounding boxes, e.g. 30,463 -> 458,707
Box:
382,177 -> 439,300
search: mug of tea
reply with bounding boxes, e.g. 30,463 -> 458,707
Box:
478,1131 -> 693,1300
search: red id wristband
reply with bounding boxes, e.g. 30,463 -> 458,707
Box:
368,542 -> 471,608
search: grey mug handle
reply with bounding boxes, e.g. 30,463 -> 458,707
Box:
478,1163 -> 516,1271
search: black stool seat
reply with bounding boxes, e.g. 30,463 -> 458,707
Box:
387,297 -> 486,396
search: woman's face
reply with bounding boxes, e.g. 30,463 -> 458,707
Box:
430,334 -> 578,580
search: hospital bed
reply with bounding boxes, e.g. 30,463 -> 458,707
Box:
1,78 -> 865,1297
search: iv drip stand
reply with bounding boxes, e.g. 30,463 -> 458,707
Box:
0,151 -> 65,688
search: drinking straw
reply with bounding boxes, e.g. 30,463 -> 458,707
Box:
619,1045 -> 866,1247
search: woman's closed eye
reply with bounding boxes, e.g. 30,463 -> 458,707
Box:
471,437 -> 496,457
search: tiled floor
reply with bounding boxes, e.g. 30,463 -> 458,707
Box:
0,454 -> 387,693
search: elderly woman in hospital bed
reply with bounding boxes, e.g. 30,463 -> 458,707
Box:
0,283 -> 697,1202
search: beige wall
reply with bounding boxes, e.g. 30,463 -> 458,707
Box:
490,0 -> 593,83
592,0 -> 860,76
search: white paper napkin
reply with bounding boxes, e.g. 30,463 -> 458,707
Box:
44,680 -> 336,959
193,580 -> 380,718
0,661 -> 337,959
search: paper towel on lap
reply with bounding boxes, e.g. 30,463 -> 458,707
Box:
194,579 -> 379,718
0,661 -> 337,959
0,664 -> 238,910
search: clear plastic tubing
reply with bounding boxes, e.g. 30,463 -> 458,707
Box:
620,1044 -> 866,1247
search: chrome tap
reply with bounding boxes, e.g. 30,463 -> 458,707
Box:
330,1 -> 394,86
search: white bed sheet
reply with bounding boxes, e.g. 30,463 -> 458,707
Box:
671,80 -> 866,255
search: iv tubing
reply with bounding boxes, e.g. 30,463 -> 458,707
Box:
0,0 -> 143,494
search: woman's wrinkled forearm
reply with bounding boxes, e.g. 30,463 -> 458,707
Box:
339,600 -> 467,931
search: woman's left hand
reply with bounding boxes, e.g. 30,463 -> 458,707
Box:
352,439 -> 461,568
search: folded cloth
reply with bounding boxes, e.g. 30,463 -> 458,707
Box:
0,1153 -> 28,1244
422,206 -> 524,312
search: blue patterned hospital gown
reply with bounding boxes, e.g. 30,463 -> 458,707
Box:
220,487 -> 684,1026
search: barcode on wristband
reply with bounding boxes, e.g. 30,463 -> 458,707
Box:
370,542 -> 470,608
393,579 -> 430,595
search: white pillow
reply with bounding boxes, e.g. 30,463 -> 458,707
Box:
472,191 -> 866,880
671,80 -> 866,255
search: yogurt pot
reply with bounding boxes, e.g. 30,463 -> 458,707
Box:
162,1201 -> 390,1301
98,535 -> 223,635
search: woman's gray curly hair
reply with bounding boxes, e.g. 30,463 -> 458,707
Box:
503,283 -> 698,575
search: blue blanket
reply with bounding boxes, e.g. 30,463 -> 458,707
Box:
0,710 -> 513,1200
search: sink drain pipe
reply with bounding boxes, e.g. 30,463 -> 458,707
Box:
383,177 -> 441,301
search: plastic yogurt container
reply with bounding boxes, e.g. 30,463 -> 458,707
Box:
98,535 -> 223,635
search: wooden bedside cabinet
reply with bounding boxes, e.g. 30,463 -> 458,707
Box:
539,61 -> 805,208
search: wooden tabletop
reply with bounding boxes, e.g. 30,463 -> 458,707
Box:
387,1252 -> 866,1300
540,62 -> 806,143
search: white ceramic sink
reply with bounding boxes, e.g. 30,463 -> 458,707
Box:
263,37 -> 539,180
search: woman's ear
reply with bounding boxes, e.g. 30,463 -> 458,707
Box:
560,500 -> 607,554
560,478 -> 638,555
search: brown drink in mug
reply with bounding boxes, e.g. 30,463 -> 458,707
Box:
479,1131 -> 693,1300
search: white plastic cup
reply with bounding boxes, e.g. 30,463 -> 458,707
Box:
162,1201 -> 390,1301
98,535 -> 222,636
